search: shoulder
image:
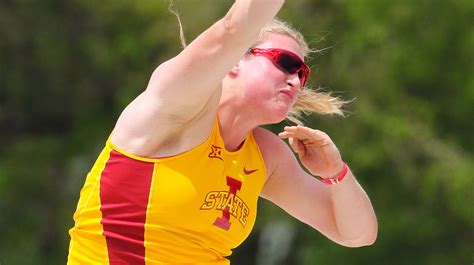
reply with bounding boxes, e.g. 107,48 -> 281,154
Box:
252,127 -> 299,179
252,127 -> 287,153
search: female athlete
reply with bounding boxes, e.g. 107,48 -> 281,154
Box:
68,1 -> 377,264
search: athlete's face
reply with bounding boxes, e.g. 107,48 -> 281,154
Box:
239,33 -> 306,124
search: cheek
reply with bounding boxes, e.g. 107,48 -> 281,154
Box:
243,64 -> 280,96
243,77 -> 274,102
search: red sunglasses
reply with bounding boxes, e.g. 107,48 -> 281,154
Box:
247,48 -> 311,87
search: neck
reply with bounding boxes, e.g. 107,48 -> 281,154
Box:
217,102 -> 259,152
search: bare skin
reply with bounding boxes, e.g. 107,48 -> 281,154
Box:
110,0 -> 377,247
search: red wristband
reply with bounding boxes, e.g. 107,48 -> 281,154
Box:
316,163 -> 348,185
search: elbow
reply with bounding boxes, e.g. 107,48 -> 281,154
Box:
341,235 -> 377,248
219,15 -> 247,40
337,221 -> 378,248
216,18 -> 257,50
356,230 -> 378,247
367,225 -> 378,245
218,0 -> 286,45
342,227 -> 378,248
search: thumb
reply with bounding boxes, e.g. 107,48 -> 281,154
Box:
289,137 -> 306,157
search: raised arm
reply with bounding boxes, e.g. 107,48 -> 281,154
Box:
110,1 -> 284,156
147,0 -> 285,117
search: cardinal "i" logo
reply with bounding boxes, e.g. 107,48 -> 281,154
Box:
213,176 -> 242,230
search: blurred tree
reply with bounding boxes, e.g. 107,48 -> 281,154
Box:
0,0 -> 472,264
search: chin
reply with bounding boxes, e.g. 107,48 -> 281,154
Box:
264,109 -> 289,124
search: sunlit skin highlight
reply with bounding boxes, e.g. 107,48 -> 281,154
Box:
218,33 -> 305,150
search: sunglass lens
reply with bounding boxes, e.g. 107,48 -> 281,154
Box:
277,53 -> 302,74
277,53 -> 309,86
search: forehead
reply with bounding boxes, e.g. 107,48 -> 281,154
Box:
255,33 -> 304,60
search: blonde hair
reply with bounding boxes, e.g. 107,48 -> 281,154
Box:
169,4 -> 347,124
256,19 -> 347,125
168,1 -> 187,49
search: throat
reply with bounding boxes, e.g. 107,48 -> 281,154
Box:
217,107 -> 255,152
219,123 -> 250,152
225,139 -> 246,152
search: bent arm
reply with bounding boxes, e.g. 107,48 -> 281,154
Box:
323,168 -> 378,246
256,129 -> 377,247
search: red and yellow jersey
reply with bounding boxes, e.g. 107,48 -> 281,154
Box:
67,121 -> 267,265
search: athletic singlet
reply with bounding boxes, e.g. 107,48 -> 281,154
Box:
67,120 -> 267,265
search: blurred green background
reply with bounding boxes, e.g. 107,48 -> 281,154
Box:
0,0 -> 472,264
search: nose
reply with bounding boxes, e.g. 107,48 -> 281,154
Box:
286,73 -> 301,90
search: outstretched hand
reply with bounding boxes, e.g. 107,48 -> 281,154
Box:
278,125 -> 345,178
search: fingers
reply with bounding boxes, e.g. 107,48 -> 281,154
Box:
278,125 -> 330,143
288,137 -> 306,156
279,126 -> 343,174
